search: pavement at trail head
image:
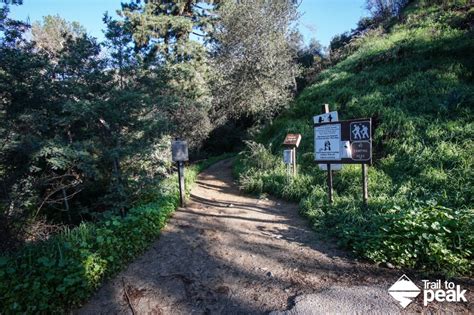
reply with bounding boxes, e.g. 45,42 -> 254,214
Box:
78,159 -> 472,314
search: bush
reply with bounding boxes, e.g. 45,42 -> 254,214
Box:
0,155 -> 231,313
0,173 -> 179,312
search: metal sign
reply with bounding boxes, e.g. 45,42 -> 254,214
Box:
283,133 -> 302,148
313,111 -> 339,124
171,140 -> 189,162
351,141 -> 371,161
314,124 -> 341,161
350,121 -> 371,141
314,118 -> 372,164
283,150 -> 293,164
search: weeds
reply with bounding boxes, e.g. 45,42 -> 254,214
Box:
235,2 -> 473,277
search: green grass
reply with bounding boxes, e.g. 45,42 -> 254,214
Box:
235,1 -> 473,277
0,154 -> 231,313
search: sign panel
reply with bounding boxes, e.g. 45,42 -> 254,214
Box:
283,150 -> 293,164
283,133 -> 302,147
314,124 -> 341,161
316,111 -> 342,171
314,118 -> 372,164
350,121 -> 371,141
313,111 -> 339,124
351,141 -> 371,161
171,140 -> 189,162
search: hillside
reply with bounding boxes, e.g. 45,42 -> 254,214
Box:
235,1 -> 474,276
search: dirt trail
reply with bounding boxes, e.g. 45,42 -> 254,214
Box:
79,159 -> 472,314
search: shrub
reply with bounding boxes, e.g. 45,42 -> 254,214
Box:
0,155 -> 232,313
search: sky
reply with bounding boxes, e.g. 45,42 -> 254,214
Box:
9,0 -> 369,48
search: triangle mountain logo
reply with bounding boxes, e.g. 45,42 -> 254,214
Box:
388,274 -> 421,308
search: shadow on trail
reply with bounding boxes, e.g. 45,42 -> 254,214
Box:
189,193 -> 277,214
79,159 -> 406,314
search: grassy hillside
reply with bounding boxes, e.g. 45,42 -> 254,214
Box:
235,1 -> 474,276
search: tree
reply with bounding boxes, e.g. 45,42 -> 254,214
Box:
119,0 -> 217,148
121,0 -> 217,63
31,15 -> 85,61
211,0 -> 300,122
366,0 -> 410,21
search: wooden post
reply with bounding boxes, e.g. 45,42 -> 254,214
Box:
322,103 -> 330,114
327,163 -> 333,204
178,161 -> 185,207
362,163 -> 368,206
322,104 -> 333,204
292,147 -> 297,176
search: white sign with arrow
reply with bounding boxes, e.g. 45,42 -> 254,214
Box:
313,111 -> 339,124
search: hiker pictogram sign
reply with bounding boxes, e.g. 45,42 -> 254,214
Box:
314,118 -> 372,164
350,121 -> 371,141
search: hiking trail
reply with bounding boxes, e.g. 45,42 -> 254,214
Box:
79,159 -> 471,314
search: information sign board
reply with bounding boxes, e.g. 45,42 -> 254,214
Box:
171,140 -> 189,162
314,118 -> 372,164
314,124 -> 341,161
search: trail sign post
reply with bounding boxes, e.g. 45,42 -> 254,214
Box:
171,140 -> 189,207
314,105 -> 372,206
315,105 -> 342,171
283,133 -> 301,176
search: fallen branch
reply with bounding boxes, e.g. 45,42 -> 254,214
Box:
122,277 -> 136,315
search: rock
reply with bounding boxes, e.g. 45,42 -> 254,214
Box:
380,262 -> 395,269
266,271 -> 274,277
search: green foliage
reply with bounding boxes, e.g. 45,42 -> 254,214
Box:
212,0 -> 300,122
0,7 -> 196,235
31,15 -> 86,61
235,2 -> 473,276
0,158 -> 215,313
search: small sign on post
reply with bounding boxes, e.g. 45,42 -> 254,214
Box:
283,133 -> 302,147
283,133 -> 301,176
171,139 -> 189,207
283,149 -> 294,164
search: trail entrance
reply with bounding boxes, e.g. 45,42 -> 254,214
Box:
79,159 -> 466,314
